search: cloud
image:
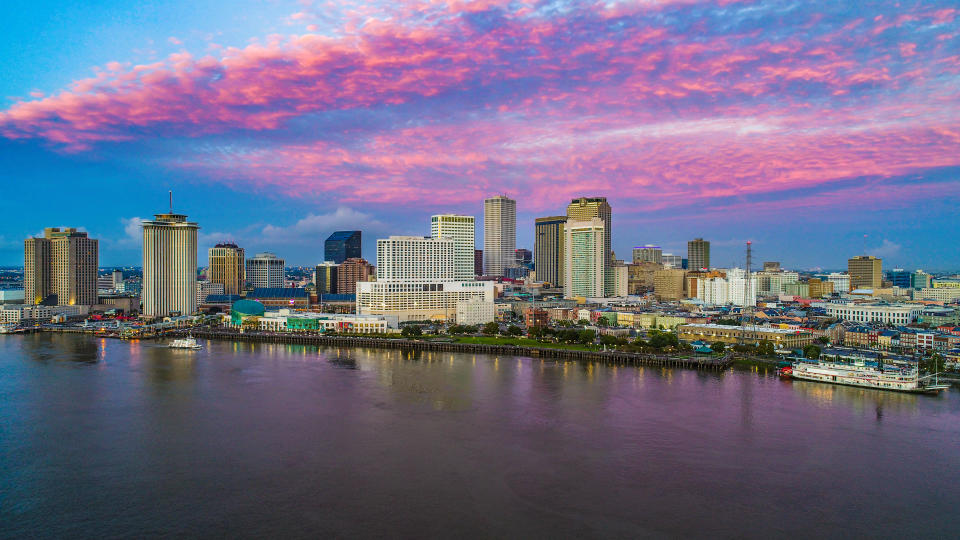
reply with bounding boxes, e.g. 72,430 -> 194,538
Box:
119,217 -> 145,247
869,239 -> 902,259
260,207 -> 389,244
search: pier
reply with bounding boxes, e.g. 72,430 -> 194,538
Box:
176,329 -> 734,371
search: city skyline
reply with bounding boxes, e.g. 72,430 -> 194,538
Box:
1,1 -> 959,269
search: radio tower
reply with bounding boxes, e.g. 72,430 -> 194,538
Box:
741,241 -> 754,345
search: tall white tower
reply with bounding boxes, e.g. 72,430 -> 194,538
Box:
483,195 -> 516,277
142,202 -> 199,317
431,214 -> 475,281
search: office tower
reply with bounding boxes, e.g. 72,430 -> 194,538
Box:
687,238 -> 710,271
314,262 -> 339,294
143,210 -> 199,317
563,219 -> 606,298
566,197 -> 613,295
827,272 -> 850,294
324,231 -> 362,264
911,270 -> 931,289
848,255 -> 882,290
208,242 -> 245,295
337,257 -> 375,295
887,268 -> 911,288
662,253 -> 682,269
246,252 -> 285,289
763,261 -> 781,272
653,269 -> 687,301
474,249 -> 483,276
534,216 -> 566,287
632,245 -> 662,264
24,227 -> 98,306
483,196 -> 516,276
431,214 -> 475,281
357,235 -> 493,322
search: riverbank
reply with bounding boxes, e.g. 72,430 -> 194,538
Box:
174,328 -> 734,371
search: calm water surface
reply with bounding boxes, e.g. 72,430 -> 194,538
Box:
2,333 -> 958,538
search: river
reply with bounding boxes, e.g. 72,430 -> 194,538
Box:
2,333 -> 958,538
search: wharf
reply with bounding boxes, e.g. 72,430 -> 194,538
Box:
178,329 -> 733,371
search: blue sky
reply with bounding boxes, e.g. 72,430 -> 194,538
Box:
1,0 -> 958,270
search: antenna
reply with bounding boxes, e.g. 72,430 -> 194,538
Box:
169,191 -> 173,214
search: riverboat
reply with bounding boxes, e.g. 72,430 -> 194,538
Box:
169,336 -> 202,350
779,357 -> 949,394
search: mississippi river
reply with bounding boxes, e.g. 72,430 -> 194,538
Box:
2,333 -> 958,538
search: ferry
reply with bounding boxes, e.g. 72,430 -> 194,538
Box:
779,357 -> 949,394
168,336 -> 202,350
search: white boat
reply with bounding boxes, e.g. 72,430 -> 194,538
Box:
169,336 -> 202,350
781,356 -> 949,394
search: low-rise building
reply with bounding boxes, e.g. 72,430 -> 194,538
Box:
227,309 -> 394,333
678,323 -> 815,349
457,300 -> 496,325
247,288 -> 310,309
824,303 -> 922,325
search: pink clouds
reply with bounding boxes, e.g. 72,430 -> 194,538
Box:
1,0 -> 958,220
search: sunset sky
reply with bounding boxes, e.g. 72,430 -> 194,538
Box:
1,0 -> 958,269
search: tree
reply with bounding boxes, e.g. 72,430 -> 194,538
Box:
596,317 -> 609,327
527,325 -> 543,339
483,321 -> 499,335
599,334 -> 620,347
401,326 -> 423,338
507,325 -> 522,336
803,344 -> 821,360
817,336 -> 830,344
711,341 -> 726,354
757,340 -> 776,356
578,329 -> 597,344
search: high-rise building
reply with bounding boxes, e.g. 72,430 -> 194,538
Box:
431,214 -> 475,281
763,261 -> 781,272
246,252 -> 285,289
534,216 -> 566,287
566,197 -> 613,295
338,257 -> 375,295
515,248 -> 532,267
911,270 -> 931,289
196,280 -> 225,306
687,238 -> 710,271
143,211 -> 199,317
653,269 -> 687,301
314,262 -> 339,294
848,255 -> 882,290
662,253 -> 683,269
357,233 -> 493,322
887,268 -> 911,289
826,272 -> 850,294
24,227 -> 98,306
483,195 -> 516,276
208,242 -> 245,295
633,245 -> 662,264
474,249 -> 483,276
377,236 -> 454,282
563,219 -> 606,298
324,231 -> 362,264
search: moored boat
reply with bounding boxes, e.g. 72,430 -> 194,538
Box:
784,356 -> 948,394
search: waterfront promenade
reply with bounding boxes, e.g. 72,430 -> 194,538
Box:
174,328 -> 734,371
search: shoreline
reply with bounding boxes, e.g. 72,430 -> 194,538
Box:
171,328 -> 734,371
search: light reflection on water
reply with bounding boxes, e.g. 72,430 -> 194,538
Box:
0,333 -> 958,539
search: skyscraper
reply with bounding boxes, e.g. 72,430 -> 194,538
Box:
848,255 -> 882,290
208,242 -> 245,295
474,249 -> 483,276
324,231 -> 362,264
687,238 -> 710,271
563,219 -> 606,298
143,210 -> 199,317
24,227 -> 98,306
483,195 -> 516,276
337,257 -> 375,295
566,197 -> 613,295
431,214 -> 475,281
632,245 -> 662,264
314,262 -> 339,294
534,215 -> 566,287
246,252 -> 285,289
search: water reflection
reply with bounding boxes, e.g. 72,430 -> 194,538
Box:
18,333 -> 100,364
